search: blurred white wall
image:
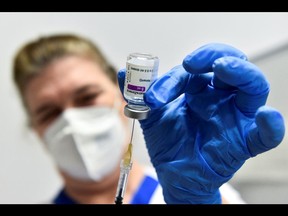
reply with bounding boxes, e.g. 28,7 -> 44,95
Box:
0,12 -> 288,203
230,45 -> 288,203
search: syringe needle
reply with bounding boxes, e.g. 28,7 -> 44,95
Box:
130,119 -> 135,144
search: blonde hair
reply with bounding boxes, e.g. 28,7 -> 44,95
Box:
13,33 -> 117,113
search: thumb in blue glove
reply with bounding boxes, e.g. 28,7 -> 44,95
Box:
117,43 -> 285,204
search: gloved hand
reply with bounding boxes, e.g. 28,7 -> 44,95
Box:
118,43 -> 285,204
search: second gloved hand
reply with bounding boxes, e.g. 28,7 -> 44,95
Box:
117,43 -> 285,204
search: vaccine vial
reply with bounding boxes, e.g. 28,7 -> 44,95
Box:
124,53 -> 159,120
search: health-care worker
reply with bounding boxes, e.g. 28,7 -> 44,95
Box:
13,33 -> 283,204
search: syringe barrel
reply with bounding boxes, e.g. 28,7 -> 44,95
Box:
115,160 -> 133,200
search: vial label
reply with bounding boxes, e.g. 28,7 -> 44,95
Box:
124,62 -> 155,98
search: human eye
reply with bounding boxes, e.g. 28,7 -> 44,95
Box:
32,107 -> 62,127
74,87 -> 104,107
74,92 -> 97,107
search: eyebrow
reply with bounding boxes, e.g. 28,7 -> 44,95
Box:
72,84 -> 101,97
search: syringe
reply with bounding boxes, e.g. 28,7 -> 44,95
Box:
115,119 -> 135,205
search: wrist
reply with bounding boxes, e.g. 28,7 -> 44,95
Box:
154,155 -> 233,204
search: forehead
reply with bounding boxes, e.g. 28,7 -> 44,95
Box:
36,55 -> 110,85
24,56 -> 115,107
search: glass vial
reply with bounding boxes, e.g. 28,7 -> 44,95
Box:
124,53 -> 159,120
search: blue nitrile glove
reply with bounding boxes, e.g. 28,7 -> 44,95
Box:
117,43 -> 285,204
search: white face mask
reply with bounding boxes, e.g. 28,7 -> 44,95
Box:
43,105 -> 126,182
